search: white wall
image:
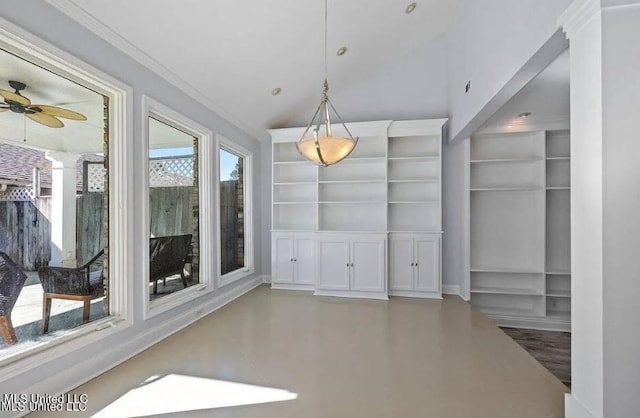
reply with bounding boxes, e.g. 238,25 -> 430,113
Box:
447,0 -> 571,142
442,137 -> 469,296
0,0 -> 265,401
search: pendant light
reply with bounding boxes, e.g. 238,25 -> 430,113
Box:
296,0 -> 358,166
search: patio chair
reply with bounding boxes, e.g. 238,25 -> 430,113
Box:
0,252 -> 28,345
150,234 -> 193,294
38,250 -> 104,333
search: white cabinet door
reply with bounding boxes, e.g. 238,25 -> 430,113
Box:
294,235 -> 315,285
389,236 -> 413,291
316,238 -> 350,290
415,237 -> 440,292
351,238 -> 386,292
272,234 -> 294,283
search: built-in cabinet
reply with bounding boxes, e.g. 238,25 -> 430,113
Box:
269,119 -> 446,300
389,233 -> 441,297
469,130 -> 571,331
271,232 -> 315,290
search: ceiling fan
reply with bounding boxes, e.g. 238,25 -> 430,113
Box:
0,80 -> 87,128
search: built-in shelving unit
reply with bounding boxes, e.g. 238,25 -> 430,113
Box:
270,119 -> 446,299
470,130 -> 571,331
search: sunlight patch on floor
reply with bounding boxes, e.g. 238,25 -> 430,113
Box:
93,374 -> 298,417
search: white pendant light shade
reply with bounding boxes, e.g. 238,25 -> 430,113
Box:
297,134 -> 356,166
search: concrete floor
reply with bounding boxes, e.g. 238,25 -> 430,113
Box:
31,285 -> 568,418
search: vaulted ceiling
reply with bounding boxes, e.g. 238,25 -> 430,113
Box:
47,0 -> 455,139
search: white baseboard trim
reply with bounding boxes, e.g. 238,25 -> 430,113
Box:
261,274 -> 271,284
565,394 -> 597,418
442,284 -> 461,296
17,275 -> 264,405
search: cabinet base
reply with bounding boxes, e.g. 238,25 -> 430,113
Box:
313,289 -> 389,301
271,283 -> 315,291
389,290 -> 443,299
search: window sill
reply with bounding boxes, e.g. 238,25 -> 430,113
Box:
219,267 -> 255,288
144,283 -> 211,320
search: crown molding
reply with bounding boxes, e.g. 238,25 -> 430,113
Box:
43,0 -> 269,142
558,0 -> 602,39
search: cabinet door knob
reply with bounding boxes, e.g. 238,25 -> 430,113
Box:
411,262 -> 414,266
294,259 -> 297,262
351,263 -> 354,267
415,263 -> 418,267
290,258 -> 293,262
347,263 -> 350,267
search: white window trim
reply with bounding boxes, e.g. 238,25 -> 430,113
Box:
0,17 -> 133,377
141,95 -> 215,319
217,135 -> 254,288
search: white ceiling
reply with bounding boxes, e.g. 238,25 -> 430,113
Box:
0,46 -> 104,153
477,49 -> 570,133
50,0 -> 454,139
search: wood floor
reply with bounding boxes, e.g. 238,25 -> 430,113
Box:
33,285 -> 568,418
501,327 -> 571,387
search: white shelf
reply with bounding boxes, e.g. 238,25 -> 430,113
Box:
477,306 -> 543,318
342,157 -> 386,163
546,312 -> 571,320
388,156 -> 439,161
389,179 -> 439,184
319,201 -> 386,205
318,179 -> 384,184
546,187 -> 570,190
547,290 -> 571,298
388,200 -> 439,204
273,181 -> 316,186
471,157 -> 543,164
471,187 -> 543,192
273,201 -> 317,205
471,268 -> 543,274
471,287 -> 543,296
546,156 -> 570,161
546,271 -> 571,275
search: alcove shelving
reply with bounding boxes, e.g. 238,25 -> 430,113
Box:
469,130 -> 571,331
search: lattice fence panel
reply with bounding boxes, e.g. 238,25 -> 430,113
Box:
86,157 -> 194,191
0,187 -> 34,201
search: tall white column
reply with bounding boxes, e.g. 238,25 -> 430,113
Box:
560,1 -> 640,417
46,152 -> 79,267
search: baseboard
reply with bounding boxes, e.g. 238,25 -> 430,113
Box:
16,275 -> 264,408
261,274 -> 271,284
565,394 -> 597,418
442,284 -> 460,296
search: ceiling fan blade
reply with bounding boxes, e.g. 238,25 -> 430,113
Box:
26,112 -> 64,128
29,104 -> 87,121
0,89 -> 31,106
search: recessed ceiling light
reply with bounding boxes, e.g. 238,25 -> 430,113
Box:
337,46 -> 348,56
406,2 -> 417,14
271,87 -> 282,96
518,112 -> 532,118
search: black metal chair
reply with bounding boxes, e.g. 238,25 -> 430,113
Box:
38,250 -> 104,333
0,252 -> 28,345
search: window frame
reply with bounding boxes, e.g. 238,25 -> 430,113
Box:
217,135 -> 254,287
0,16 -> 133,374
141,95 -> 215,319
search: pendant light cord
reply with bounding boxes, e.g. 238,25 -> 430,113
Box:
323,0 -> 328,97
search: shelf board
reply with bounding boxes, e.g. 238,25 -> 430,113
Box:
273,201 -> 317,205
471,268 -> 544,274
273,181 -> 316,186
341,157 -> 386,163
319,201 -> 386,205
546,311 -> 571,320
546,156 -> 570,160
389,179 -> 439,184
546,186 -> 570,190
388,201 -> 439,204
470,187 -> 543,192
476,306 -> 543,318
318,179 -> 384,184
388,156 -> 440,161
471,287 -> 543,296
470,157 -> 543,164
547,290 -> 571,298
546,271 -> 571,276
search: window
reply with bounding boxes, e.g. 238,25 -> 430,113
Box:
143,96 -> 214,318
0,23 -> 130,367
218,137 -> 253,286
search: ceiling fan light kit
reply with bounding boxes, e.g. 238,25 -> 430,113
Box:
0,80 -> 87,128
296,0 -> 358,167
